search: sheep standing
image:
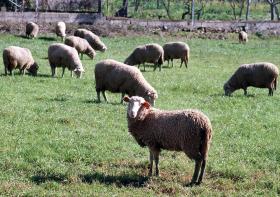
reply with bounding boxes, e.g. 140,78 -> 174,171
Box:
3,46 -> 39,76
74,29 -> 107,52
64,36 -> 96,60
238,31 -> 248,44
163,42 -> 190,68
55,21 -> 66,41
123,96 -> 212,186
94,59 -> 158,105
48,43 -> 84,78
26,22 -> 39,39
224,62 -> 279,96
124,43 -> 164,71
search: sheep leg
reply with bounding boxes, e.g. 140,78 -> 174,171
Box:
243,88 -> 247,96
96,91 -> 101,102
269,88 -> 273,96
4,67 -> 7,76
62,67 -> 65,77
190,160 -> 202,185
102,91 -> 108,102
51,67 -> 56,77
148,150 -> 154,176
143,63 -> 146,71
171,59 -> 174,67
154,151 -> 160,176
196,159 -> 206,185
81,53 -> 83,60
71,71 -> 74,78
184,59 -> 188,68
120,92 -> 125,104
167,59 -> 169,67
180,60 -> 183,68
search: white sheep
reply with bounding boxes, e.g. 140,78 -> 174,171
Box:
64,36 -> 96,60
74,28 -> 107,52
3,46 -> 38,76
55,21 -> 66,41
163,42 -> 190,68
26,22 -> 39,39
48,43 -> 84,78
94,59 -> 158,105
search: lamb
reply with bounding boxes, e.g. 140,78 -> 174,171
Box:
238,31 -> 248,44
124,43 -> 164,71
224,62 -> 279,96
48,43 -> 84,78
163,42 -> 190,68
3,46 -> 39,76
64,36 -> 96,60
123,96 -> 212,186
26,22 -> 39,39
55,21 -> 66,41
74,29 -> 107,52
94,59 -> 158,105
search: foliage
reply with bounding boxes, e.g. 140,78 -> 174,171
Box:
0,33 -> 280,195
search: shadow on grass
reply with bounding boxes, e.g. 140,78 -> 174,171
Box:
31,173 -> 67,184
36,73 -> 52,78
84,99 -> 124,106
14,35 -> 28,39
79,172 -> 149,187
38,36 -> 57,41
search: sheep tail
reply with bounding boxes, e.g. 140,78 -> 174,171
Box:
274,77 -> 277,90
199,127 -> 212,160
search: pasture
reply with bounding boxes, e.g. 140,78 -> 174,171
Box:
0,33 -> 279,196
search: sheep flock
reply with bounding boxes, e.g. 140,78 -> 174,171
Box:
1,20 -> 279,187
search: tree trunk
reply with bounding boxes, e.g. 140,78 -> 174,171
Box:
98,0 -> 102,13
245,0 -> 251,20
271,3 -> 275,20
157,0 -> 160,8
135,0 -> 140,12
191,0 -> 195,26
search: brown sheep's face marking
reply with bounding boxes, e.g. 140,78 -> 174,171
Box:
123,96 -> 151,119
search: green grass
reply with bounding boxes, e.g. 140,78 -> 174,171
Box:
104,0 -> 271,21
0,33 -> 280,196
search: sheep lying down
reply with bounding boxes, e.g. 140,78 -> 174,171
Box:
124,96 -> 212,186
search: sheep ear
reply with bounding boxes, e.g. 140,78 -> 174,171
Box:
123,96 -> 130,102
142,101 -> 150,109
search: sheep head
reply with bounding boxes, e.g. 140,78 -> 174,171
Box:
123,96 -> 150,119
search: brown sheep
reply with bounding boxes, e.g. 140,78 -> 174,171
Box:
224,62 -> 279,96
94,59 -> 158,105
124,43 -> 164,71
163,42 -> 190,68
26,22 -> 39,39
3,46 -> 38,76
123,96 -> 212,186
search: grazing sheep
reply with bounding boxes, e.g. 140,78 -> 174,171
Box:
238,31 -> 248,44
94,59 -> 158,105
74,29 -> 107,52
124,43 -> 164,71
123,96 -> 212,186
64,36 -> 96,60
163,42 -> 190,68
224,62 -> 279,96
48,43 -> 84,78
26,22 -> 39,39
55,21 -> 66,41
3,46 -> 39,76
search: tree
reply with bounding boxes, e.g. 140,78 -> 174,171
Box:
245,0 -> 251,20
229,0 -> 246,19
266,0 -> 280,20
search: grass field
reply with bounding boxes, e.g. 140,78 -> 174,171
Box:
0,33 -> 279,196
